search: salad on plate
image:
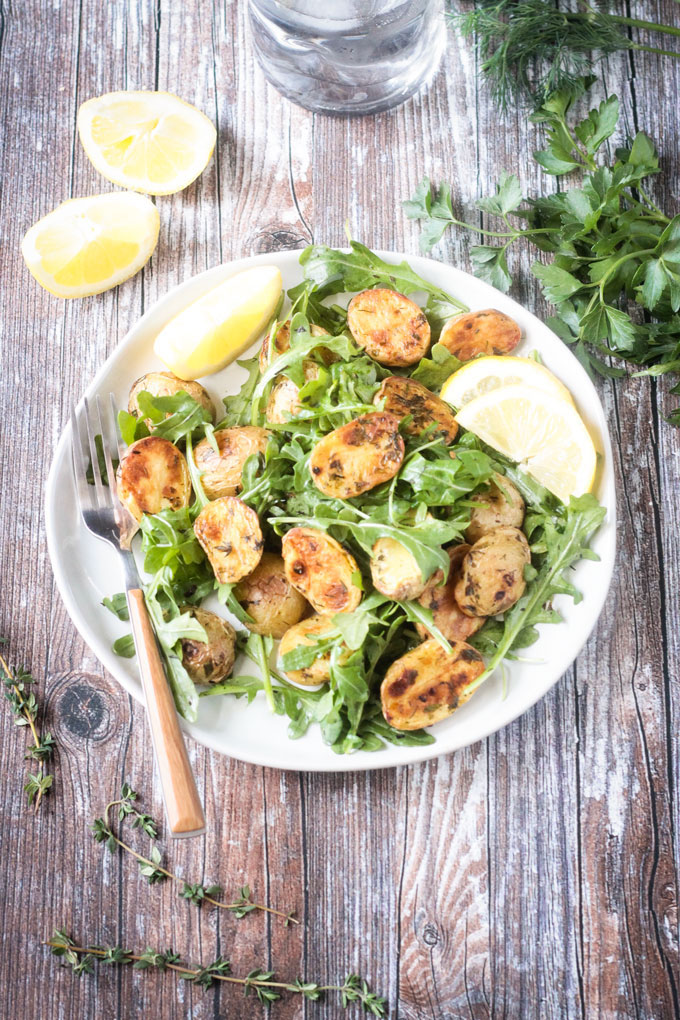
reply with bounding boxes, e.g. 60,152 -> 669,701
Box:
101,242 -> 606,756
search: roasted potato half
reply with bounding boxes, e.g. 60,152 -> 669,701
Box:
347,288 -> 431,366
466,472 -> 525,544
281,527 -> 362,615
278,614 -> 348,686
266,361 -> 320,424
234,551 -> 310,638
309,412 -> 405,500
370,537 -> 427,601
116,436 -> 191,523
128,371 -> 215,423
416,545 -> 486,642
439,309 -> 521,361
194,496 -> 264,584
454,526 -> 531,617
179,607 -> 236,685
373,376 -> 458,443
381,638 -> 485,730
259,320 -> 332,372
193,426 -> 270,500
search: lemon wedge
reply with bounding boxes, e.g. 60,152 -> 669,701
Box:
455,384 -> 597,503
154,266 -> 283,380
78,91 -> 216,195
441,355 -> 573,409
21,192 -> 160,298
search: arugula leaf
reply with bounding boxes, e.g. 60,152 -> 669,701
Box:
220,355 -> 262,427
467,494 -> 606,692
112,635 -> 135,658
299,240 -> 468,313
118,391 -> 212,445
102,592 -> 129,621
410,343 -> 463,390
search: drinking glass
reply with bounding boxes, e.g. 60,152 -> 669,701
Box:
247,0 -> 445,115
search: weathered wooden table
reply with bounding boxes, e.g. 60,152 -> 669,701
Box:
1,2 -> 679,1017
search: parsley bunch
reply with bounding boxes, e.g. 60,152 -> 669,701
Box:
405,81 -> 680,422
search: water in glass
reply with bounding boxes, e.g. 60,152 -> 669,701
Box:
248,0 -> 445,115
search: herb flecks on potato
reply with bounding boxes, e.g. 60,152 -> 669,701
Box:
381,638 -> 485,730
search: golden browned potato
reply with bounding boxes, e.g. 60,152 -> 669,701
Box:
278,614 -> 349,686
193,427 -> 270,500
309,412 -> 405,499
466,472 -> 525,544
439,309 -> 521,361
259,320 -> 332,372
370,537 -> 427,601
128,371 -> 215,423
281,527 -> 362,615
347,288 -> 431,366
234,551 -> 310,637
116,436 -> 191,523
373,376 -> 458,443
179,607 -> 236,685
381,638 -> 485,730
416,545 -> 486,642
194,496 -> 263,584
265,361 -> 320,424
454,526 -> 531,617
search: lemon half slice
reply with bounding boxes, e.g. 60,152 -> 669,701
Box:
154,266 -> 283,380
78,91 -> 216,195
441,355 -> 573,409
21,192 -> 160,298
455,384 -> 597,502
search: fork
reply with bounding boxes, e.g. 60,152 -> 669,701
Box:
71,394 -> 206,838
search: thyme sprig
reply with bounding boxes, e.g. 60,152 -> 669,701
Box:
47,931 -> 387,1016
92,783 -> 297,925
0,642 -> 55,810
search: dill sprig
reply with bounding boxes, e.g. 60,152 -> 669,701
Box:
46,929 -> 388,1015
0,641 -> 55,810
92,783 -> 298,925
451,0 -> 680,108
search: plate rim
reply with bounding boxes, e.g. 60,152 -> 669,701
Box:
45,248 -> 617,772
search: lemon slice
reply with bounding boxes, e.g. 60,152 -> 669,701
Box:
21,192 -> 160,299
154,266 -> 283,380
455,384 -> 597,502
441,355 -> 573,409
78,91 -> 216,195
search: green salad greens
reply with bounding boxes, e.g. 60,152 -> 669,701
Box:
105,243 -> 605,755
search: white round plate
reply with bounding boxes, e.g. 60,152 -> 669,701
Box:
46,251 -> 616,772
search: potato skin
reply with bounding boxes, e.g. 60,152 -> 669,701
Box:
194,496 -> 264,584
234,551 -> 310,638
265,361 -> 320,424
259,321 -> 331,372
309,412 -> 405,500
416,545 -> 486,642
193,427 -> 270,500
381,638 -> 485,730
281,527 -> 362,615
278,614 -> 348,686
466,472 -> 525,544
439,309 -> 521,361
373,376 -> 458,443
116,436 -> 191,523
454,526 -> 531,617
370,537 -> 427,601
179,607 -> 236,685
128,371 -> 215,423
347,288 -> 431,366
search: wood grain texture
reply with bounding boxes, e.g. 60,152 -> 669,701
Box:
0,1 -> 678,1018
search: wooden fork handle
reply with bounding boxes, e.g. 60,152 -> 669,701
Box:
127,588 -> 205,837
